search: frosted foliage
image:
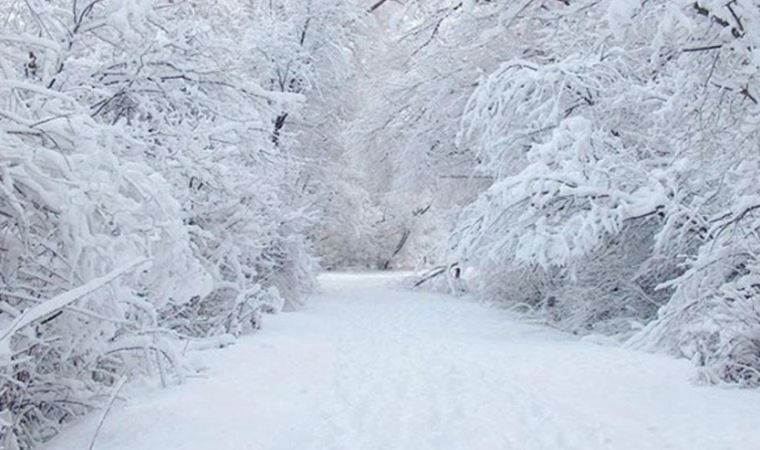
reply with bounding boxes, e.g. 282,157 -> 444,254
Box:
446,0 -> 760,386
333,0 -> 760,387
0,0 -> 346,447
4,0 -> 760,447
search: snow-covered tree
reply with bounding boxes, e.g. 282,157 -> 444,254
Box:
444,0 -> 760,384
0,0 -> 337,446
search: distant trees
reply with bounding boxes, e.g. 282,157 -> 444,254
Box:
344,0 -> 498,269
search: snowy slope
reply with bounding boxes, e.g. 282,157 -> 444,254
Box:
45,273 -> 760,450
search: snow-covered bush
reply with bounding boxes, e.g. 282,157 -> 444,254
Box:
445,0 -> 760,385
0,80 -> 208,449
629,159 -> 760,386
0,0 -> 325,446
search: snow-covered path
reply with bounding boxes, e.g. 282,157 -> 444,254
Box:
47,273 -> 760,450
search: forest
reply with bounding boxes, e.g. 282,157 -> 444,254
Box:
2,0 -> 760,448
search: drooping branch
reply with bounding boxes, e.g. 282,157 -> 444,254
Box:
0,259 -> 147,359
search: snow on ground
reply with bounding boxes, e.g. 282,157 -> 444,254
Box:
45,272 -> 760,450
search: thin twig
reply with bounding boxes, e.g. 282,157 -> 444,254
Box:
89,375 -> 127,450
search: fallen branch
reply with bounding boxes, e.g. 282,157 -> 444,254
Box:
414,263 -> 459,288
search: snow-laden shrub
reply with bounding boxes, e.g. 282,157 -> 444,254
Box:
0,107 -> 208,447
629,159 -> 760,386
0,1 -> 322,447
448,0 -> 760,384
